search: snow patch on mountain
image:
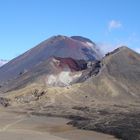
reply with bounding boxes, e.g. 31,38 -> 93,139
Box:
86,42 -> 94,47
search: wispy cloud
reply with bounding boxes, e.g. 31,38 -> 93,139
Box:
97,42 -> 123,55
97,33 -> 140,55
108,20 -> 122,31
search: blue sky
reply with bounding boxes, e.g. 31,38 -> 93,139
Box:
0,0 -> 140,60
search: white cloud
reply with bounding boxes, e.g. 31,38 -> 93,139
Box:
97,43 -> 118,55
108,20 -> 122,31
97,41 -> 140,55
97,42 -> 127,55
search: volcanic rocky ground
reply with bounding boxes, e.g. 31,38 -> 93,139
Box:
0,35 -> 140,140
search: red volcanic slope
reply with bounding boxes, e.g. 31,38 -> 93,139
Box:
54,57 -> 87,72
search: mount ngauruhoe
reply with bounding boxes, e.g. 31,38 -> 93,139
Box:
0,35 -> 140,140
